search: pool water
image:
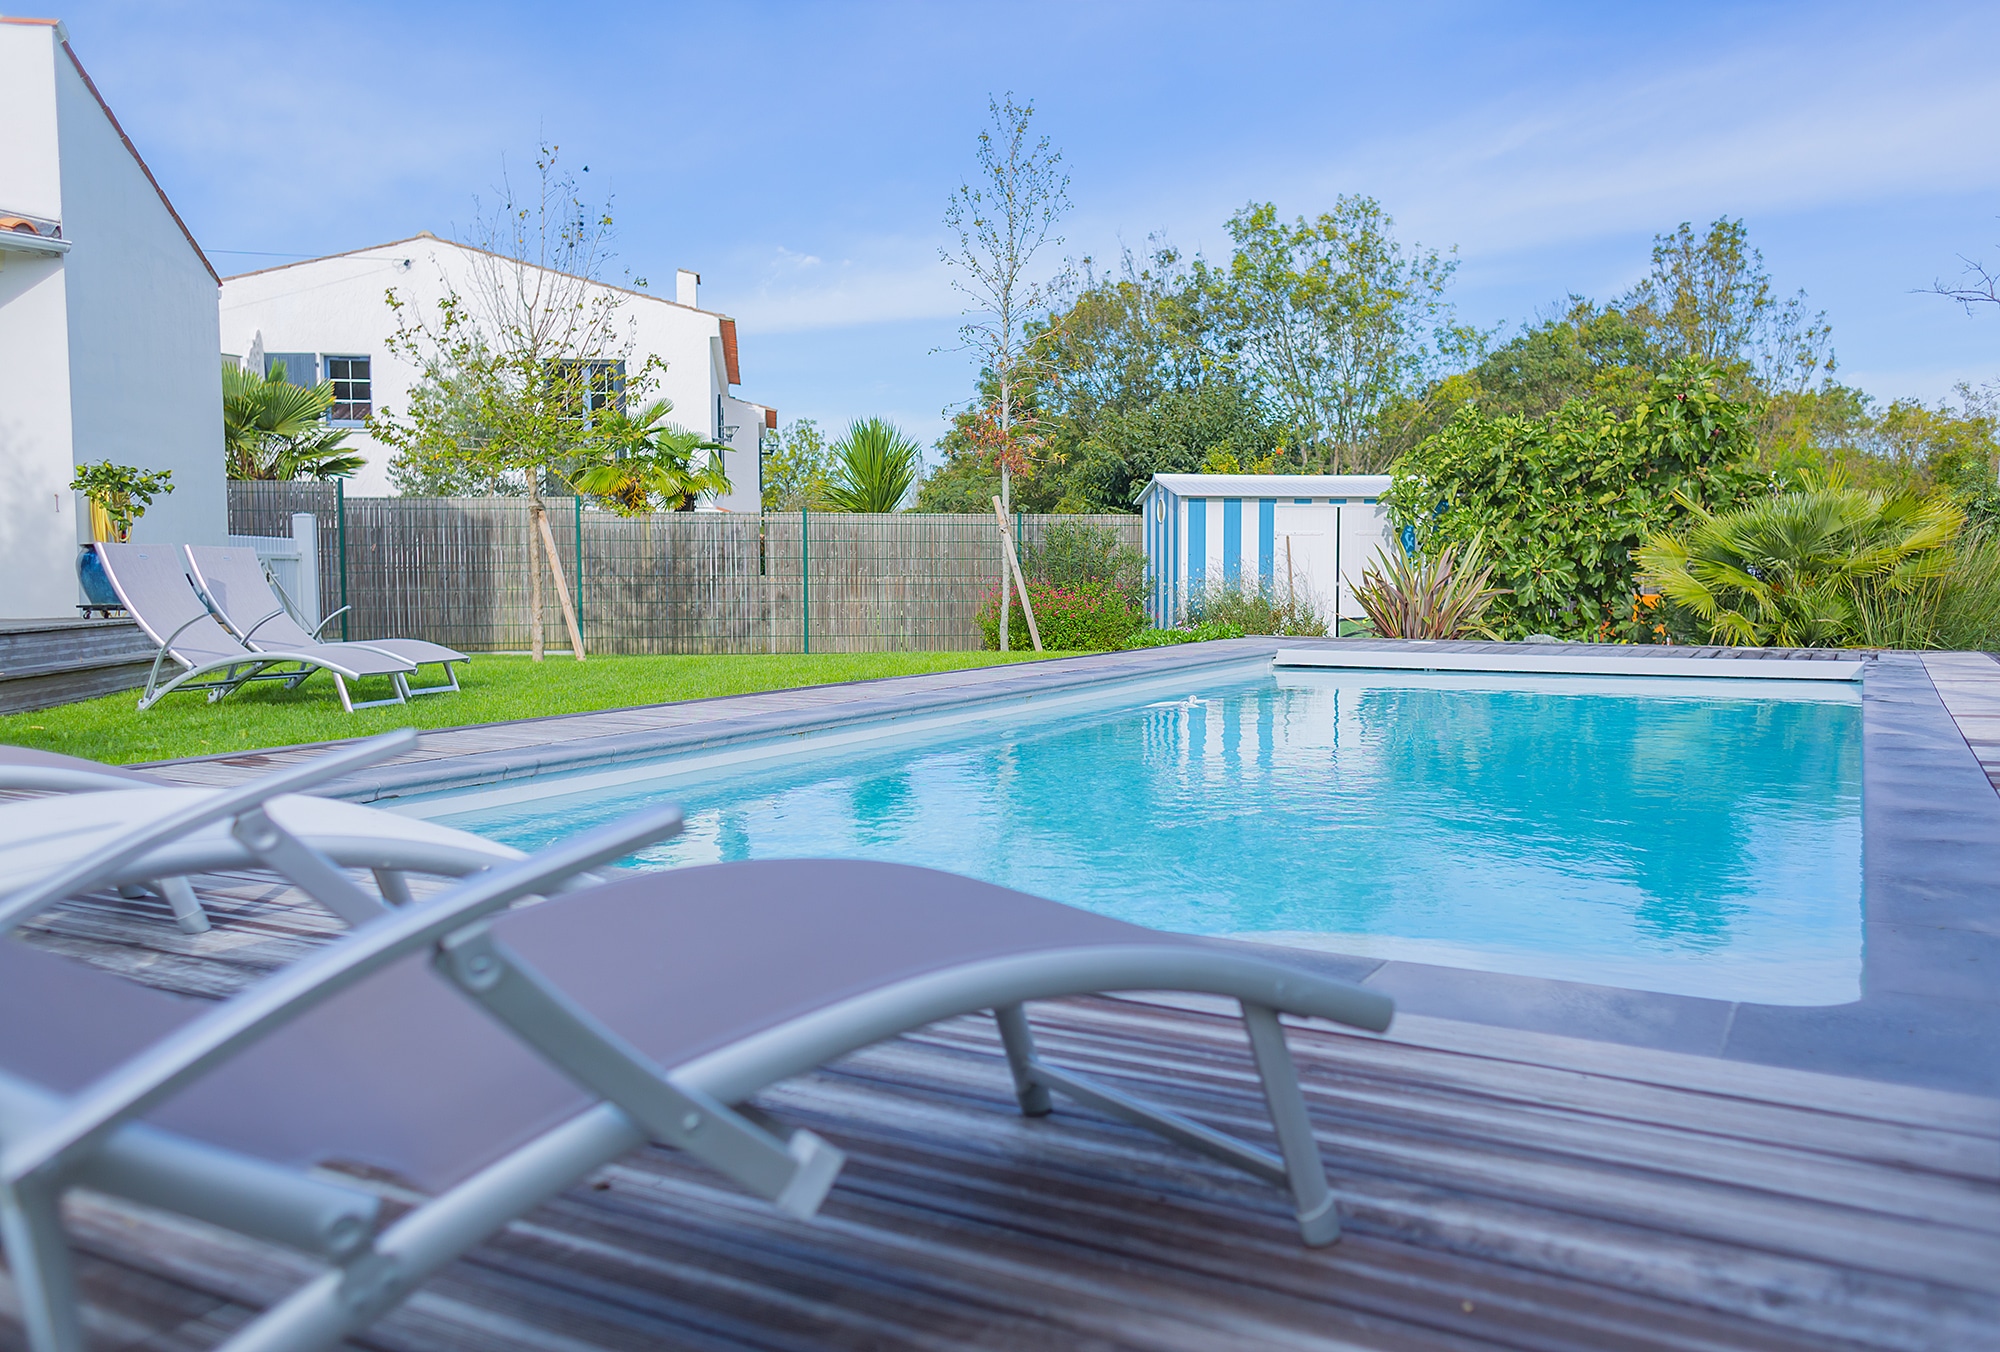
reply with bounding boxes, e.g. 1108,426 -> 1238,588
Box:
439,669 -> 1864,1004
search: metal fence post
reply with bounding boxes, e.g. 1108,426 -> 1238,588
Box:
801,507 -> 811,654
336,478 -> 349,641
573,495 -> 584,628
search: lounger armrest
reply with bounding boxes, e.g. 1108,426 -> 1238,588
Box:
0,1074 -> 378,1260
241,606 -> 288,642
3,803 -> 684,1189
0,729 -> 419,936
142,609 -> 211,692
311,606 -> 353,642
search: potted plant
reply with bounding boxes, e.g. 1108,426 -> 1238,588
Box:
71,460 -> 174,608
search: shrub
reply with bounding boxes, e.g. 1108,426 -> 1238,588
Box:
1386,360 -> 1767,639
979,579 -> 1146,651
1636,481 -> 1963,647
1023,521 -> 1146,605
1187,584 -> 1329,637
1852,526 -> 2000,650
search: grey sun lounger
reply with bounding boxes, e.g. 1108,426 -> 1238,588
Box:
0,734 -> 531,934
0,780 -> 1393,1352
94,543 -> 417,712
186,545 -> 470,698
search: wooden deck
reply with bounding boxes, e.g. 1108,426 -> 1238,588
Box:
1926,651 -> 2000,792
5,878 -> 1997,1352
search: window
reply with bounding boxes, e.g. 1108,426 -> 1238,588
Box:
264,352 -> 316,386
326,355 -> 371,423
548,359 -> 626,421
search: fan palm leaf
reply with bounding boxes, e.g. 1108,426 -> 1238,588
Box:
1636,482 -> 1964,647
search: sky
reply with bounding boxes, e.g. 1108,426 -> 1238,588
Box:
43,0 -> 2000,455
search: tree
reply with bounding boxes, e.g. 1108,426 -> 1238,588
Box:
761,418 -> 836,511
941,93 -> 1072,513
1621,218 -> 1833,397
826,418 -> 921,512
569,400 -> 729,514
1026,243 -> 1277,508
373,143 -> 652,659
1222,197 -> 1478,471
223,363 -> 365,480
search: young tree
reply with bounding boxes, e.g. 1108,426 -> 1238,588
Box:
761,418 -> 836,511
373,144 -> 656,659
941,93 -> 1073,513
1222,197 -> 1477,472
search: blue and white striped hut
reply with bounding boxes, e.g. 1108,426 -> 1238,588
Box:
1137,474 -> 1393,629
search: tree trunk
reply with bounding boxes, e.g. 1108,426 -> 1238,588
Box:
997,359 -> 1011,652
528,488 -> 546,662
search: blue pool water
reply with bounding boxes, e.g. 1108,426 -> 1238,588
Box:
437,669 -> 1864,1004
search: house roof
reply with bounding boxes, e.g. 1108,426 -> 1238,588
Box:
224,233 -> 737,328
719,317 -> 741,386
2,19 -> 220,284
1145,474 -> 1393,498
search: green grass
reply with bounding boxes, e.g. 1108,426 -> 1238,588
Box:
0,650 -> 1069,766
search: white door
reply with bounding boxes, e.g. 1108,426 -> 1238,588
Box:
1271,504 -> 1338,623
1336,502 -> 1391,620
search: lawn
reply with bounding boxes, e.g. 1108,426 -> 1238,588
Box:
0,650 -> 1068,766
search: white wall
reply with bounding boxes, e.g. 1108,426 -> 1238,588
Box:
0,21 -> 79,617
220,238 -> 767,510
0,22 -> 223,619
53,41 -> 225,556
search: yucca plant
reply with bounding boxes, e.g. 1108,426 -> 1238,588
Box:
826,417 -> 920,513
1635,482 -> 1963,648
1353,537 -> 1507,639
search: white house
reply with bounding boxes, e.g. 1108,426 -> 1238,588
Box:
1138,474 -> 1394,628
218,237 -> 773,509
0,16 -> 226,619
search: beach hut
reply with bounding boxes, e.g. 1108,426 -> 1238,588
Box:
1137,474 -> 1393,629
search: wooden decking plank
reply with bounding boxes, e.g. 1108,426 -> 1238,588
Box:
959,1025 -> 2000,1232
833,1034 -> 2000,1293
1118,998 -> 2000,1137
1004,1004 -> 2000,1181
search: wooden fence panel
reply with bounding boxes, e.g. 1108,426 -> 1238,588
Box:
228,485 -> 1142,654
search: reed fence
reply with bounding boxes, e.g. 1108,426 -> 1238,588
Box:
227,483 -> 1141,654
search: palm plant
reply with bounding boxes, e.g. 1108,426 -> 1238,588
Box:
570,400 -> 731,514
223,364 -> 366,480
826,418 -> 920,513
1353,536 -> 1506,639
1636,482 -> 1964,647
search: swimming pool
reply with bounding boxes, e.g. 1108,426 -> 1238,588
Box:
434,667 -> 1864,1005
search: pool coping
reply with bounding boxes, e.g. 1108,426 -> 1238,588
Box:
145,638 -> 2000,1098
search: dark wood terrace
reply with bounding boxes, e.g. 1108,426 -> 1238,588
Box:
6,871 -> 1996,1352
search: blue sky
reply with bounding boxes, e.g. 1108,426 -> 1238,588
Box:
50,0 -> 2000,453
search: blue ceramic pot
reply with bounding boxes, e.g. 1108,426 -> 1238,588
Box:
77,545 -> 119,606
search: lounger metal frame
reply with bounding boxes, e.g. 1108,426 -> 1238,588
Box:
96,545 -> 412,714
190,548 -> 465,699
2,752 -> 1390,1352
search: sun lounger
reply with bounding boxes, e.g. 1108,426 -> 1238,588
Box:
0,771 -> 1393,1352
186,545 -> 470,697
94,543 -> 417,713
0,734 -> 528,934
